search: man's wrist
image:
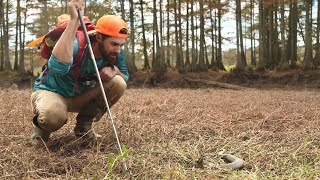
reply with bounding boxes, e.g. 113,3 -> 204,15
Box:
68,19 -> 79,27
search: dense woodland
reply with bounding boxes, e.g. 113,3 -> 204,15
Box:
0,0 -> 320,77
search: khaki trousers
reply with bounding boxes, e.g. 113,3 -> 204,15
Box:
30,75 -> 126,132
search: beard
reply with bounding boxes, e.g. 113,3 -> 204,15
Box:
98,43 -> 118,63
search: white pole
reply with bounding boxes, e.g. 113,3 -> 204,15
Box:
77,9 -> 128,171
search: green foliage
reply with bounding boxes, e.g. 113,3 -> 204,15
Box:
104,145 -> 129,179
107,154 -> 114,172
224,65 -> 235,72
0,70 -> 21,77
26,1 -> 63,38
86,1 -> 114,23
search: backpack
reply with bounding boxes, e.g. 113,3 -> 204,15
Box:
28,14 -> 95,61
40,14 -> 95,59
28,14 -> 96,93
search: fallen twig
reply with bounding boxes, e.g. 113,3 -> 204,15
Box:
183,77 -> 244,90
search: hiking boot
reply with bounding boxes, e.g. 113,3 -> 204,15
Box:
30,126 -> 50,145
74,122 -> 102,140
93,107 -> 105,122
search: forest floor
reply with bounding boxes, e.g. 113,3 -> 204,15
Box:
0,69 -> 320,179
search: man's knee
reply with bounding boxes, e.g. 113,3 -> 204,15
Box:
109,75 -> 127,94
105,75 -> 127,97
36,102 -> 68,132
100,75 -> 127,107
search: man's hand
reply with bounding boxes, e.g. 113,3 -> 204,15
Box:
99,66 -> 120,82
52,0 -> 85,63
68,0 -> 85,20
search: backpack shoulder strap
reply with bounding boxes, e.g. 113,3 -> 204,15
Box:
71,30 -> 87,94
74,30 -> 87,66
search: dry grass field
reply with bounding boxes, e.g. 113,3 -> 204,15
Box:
1,86 -> 320,179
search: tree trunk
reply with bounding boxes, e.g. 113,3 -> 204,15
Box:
257,0 -> 266,70
152,0 -> 156,68
120,0 -> 135,75
198,0 -> 207,72
178,0 -> 184,67
19,0 -> 27,74
302,0 -> 315,69
120,0 -> 125,20
160,1 -> 163,49
14,0 -> 21,71
4,0 -> 11,70
314,0 -> 320,65
267,4 -> 275,68
127,0 -> 137,75
177,0 -> 184,72
250,0 -> 256,66
43,0 -> 49,33
159,0 -> 165,70
279,1 -> 289,70
191,1 -> 196,71
287,2 -> 292,65
166,0 -> 171,67
205,41 -> 209,67
185,0 -> 190,71
140,0 -> 150,69
153,0 -> 165,73
235,0 -> 245,72
210,6 -> 215,68
290,0 -> 297,67
216,0 -> 225,70
195,2 -> 199,69
274,4 -> 280,66
174,0 -> 183,72
238,1 -> 246,67
59,0 -> 68,13
0,0 -> 3,70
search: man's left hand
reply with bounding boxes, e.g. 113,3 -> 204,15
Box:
99,66 -> 119,81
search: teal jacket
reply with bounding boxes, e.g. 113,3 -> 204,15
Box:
33,38 -> 129,97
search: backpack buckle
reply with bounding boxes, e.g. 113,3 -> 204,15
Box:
83,80 -> 97,87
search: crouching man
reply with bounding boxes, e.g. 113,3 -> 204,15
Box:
30,0 -> 129,145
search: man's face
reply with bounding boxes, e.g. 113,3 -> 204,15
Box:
98,36 -> 126,60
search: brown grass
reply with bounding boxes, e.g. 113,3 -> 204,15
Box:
1,87 -> 320,179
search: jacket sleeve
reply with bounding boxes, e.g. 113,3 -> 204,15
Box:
115,50 -> 129,82
47,38 -> 78,75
